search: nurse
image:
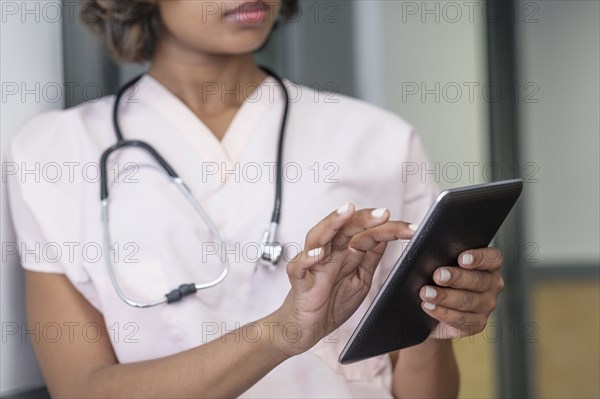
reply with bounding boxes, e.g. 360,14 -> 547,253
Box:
7,0 -> 505,398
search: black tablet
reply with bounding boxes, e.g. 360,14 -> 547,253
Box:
338,179 -> 523,364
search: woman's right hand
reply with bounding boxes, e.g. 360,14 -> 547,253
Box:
271,203 -> 416,357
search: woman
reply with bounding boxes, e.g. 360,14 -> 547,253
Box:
7,0 -> 504,397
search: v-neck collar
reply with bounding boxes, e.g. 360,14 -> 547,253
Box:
138,73 -> 282,165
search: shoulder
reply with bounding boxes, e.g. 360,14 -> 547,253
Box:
284,81 -> 420,166
287,81 -> 416,143
8,97 -> 114,164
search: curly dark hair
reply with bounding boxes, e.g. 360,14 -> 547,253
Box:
80,0 -> 299,63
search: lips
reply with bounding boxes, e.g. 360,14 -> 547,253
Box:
224,1 -> 269,23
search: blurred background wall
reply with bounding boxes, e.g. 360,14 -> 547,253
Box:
1,0 -> 598,397
1,2 -> 62,394
516,1 -> 599,397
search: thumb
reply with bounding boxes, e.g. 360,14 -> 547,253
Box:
286,245 -> 327,292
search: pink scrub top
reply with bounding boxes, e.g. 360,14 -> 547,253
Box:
7,75 -> 439,398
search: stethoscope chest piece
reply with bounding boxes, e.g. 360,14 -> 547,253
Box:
259,231 -> 283,270
257,221 -> 283,270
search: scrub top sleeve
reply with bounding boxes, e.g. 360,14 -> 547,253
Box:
401,131 -> 441,224
5,114 -> 67,275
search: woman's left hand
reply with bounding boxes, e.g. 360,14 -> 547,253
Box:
419,247 -> 505,339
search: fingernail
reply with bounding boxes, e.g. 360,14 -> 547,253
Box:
439,268 -> 451,283
307,247 -> 322,258
423,302 -> 436,310
409,224 -> 419,232
462,253 -> 474,265
371,208 -> 387,218
336,203 -> 350,215
424,286 -> 437,299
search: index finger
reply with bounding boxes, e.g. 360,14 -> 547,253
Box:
348,221 -> 416,252
302,202 -> 357,253
330,208 -> 392,251
459,247 -> 503,271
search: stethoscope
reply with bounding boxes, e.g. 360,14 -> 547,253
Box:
100,66 -> 289,308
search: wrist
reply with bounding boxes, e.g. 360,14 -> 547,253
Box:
391,337 -> 460,399
260,310 -> 302,360
395,336 -> 455,369
423,334 -> 454,347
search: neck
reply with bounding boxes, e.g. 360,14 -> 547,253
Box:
148,43 -> 267,117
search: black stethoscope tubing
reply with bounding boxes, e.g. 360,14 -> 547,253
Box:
100,65 -> 289,228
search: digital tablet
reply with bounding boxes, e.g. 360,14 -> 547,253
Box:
338,179 -> 523,364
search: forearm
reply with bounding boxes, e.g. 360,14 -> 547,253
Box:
391,338 -> 459,399
80,315 -> 289,398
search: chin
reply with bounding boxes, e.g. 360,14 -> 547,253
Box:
217,31 -> 273,54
